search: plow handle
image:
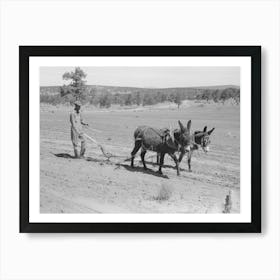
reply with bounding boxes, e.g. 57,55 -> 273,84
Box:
83,133 -> 100,146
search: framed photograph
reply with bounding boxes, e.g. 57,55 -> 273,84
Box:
20,46 -> 261,233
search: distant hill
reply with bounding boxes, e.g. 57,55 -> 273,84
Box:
40,84 -> 240,97
185,85 -> 240,90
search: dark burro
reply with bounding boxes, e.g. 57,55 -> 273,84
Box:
130,120 -> 192,176
178,126 -> 215,172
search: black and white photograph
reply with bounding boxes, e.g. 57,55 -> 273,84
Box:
40,65 -> 240,214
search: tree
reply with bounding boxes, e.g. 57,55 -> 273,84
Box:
135,92 -> 142,106
202,89 -> 211,102
60,67 -> 87,101
124,93 -> 133,106
143,94 -> 156,106
212,89 -> 219,103
113,93 -> 125,106
174,92 -> 182,109
220,90 -> 230,104
99,92 -> 112,108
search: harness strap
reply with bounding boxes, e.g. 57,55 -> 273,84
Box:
147,127 -> 171,143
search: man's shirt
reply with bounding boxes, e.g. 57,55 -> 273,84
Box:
70,111 -> 83,134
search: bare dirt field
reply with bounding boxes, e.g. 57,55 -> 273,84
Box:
40,101 -> 240,213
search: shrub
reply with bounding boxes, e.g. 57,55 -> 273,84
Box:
153,182 -> 172,201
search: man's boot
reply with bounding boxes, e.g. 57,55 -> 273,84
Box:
74,148 -> 80,158
80,141 -> 86,158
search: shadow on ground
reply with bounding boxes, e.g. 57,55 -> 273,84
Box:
86,156 -> 114,165
117,164 -> 169,179
54,153 -> 75,159
124,158 -> 188,172
144,161 -> 189,172
53,153 -> 111,164
52,153 -> 185,178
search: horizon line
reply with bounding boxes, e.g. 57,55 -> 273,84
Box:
40,83 -> 240,89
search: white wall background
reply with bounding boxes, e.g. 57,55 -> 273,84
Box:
0,0 -> 279,279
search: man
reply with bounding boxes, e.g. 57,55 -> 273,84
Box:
70,100 -> 88,158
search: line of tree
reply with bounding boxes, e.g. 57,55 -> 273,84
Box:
196,87 -> 240,104
40,67 -> 240,107
40,87 -> 240,107
40,89 -> 186,108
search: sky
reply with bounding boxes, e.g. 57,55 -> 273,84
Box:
40,66 -> 240,88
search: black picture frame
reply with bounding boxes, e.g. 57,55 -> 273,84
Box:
20,46 -> 261,233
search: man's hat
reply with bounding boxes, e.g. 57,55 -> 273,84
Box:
74,100 -> 82,107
